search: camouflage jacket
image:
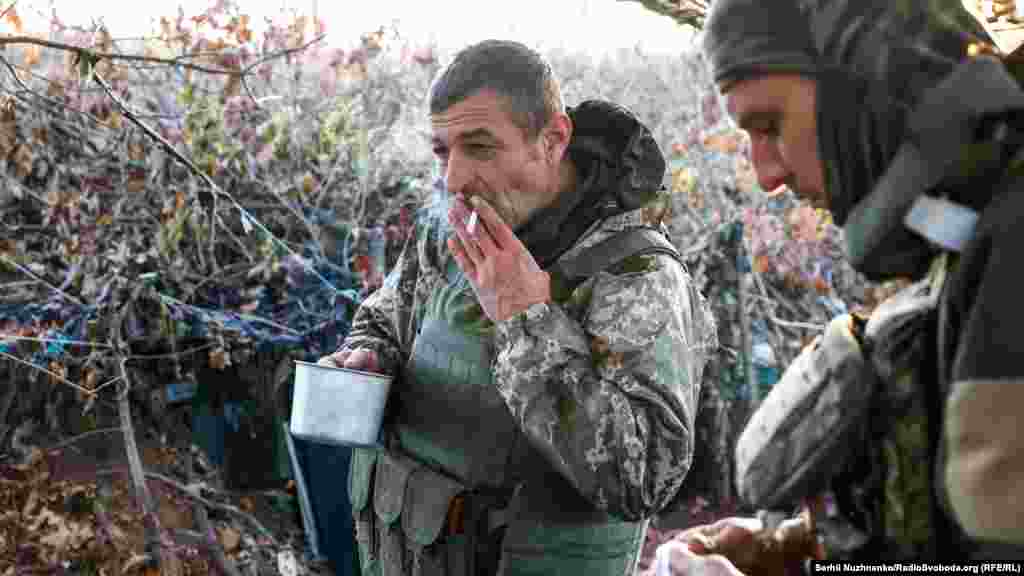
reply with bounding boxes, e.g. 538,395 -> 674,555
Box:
338,185 -> 716,522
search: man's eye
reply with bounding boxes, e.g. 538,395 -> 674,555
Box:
466,143 -> 494,155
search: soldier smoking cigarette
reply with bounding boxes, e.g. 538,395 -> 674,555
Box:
467,210 -> 478,235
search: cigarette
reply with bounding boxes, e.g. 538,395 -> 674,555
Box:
467,210 -> 478,235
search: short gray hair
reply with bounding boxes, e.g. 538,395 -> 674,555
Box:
428,40 -> 563,141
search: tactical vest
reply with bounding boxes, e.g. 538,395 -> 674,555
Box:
348,227 -> 684,576
735,192 -> 1024,561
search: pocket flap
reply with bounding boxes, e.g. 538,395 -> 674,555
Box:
349,448 -> 378,513
402,466 -> 465,547
374,451 -> 419,525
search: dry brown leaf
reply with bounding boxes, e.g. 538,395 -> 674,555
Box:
126,178 -> 146,193
0,95 -> 14,121
235,17 -> 252,44
223,73 -> 241,99
45,79 -> 65,100
209,347 -> 227,370
218,526 -> 241,552
670,167 -> 694,196
23,44 -> 41,69
13,144 -> 32,180
22,488 -> 39,517
128,141 -> 145,162
754,254 -> 771,274
49,361 -> 66,386
34,509 -> 93,551
175,190 -> 187,212
4,7 -> 23,34
160,17 -> 173,41
107,110 -> 123,131
83,368 -> 98,390
94,28 -> 114,53
687,187 -> 705,210
122,553 -> 151,574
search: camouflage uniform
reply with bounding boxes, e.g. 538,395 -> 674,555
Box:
337,103 -> 715,576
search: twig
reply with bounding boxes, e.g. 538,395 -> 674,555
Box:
239,72 -> 262,110
0,1 -> 16,22
0,35 -> 235,76
214,212 -> 252,264
0,54 -> 108,130
0,280 -> 37,291
0,350 -> 100,395
254,179 -> 322,255
184,445 -> 241,576
171,529 -> 243,575
0,254 -> 86,307
0,375 -> 16,436
117,358 -> 167,568
240,34 -> 327,77
0,334 -> 115,349
124,341 -> 218,361
111,286 -> 177,572
766,316 -> 825,332
143,471 -> 279,545
46,426 -> 124,453
158,293 -> 301,335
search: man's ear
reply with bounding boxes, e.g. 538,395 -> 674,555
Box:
545,113 -> 573,163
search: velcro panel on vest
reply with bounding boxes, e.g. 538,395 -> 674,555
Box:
734,314 -> 875,509
374,451 -> 420,525
402,466 -> 465,547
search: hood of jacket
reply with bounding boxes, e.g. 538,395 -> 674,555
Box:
515,99 -> 667,269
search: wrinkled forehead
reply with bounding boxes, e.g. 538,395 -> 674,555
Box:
429,90 -> 520,143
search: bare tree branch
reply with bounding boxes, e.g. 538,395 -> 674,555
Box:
0,254 -> 86,307
0,33 -> 327,77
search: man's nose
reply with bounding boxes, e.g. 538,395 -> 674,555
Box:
749,138 -> 788,193
443,152 -> 471,196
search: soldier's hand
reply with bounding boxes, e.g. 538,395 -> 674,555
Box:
659,511 -> 822,576
675,517 -> 762,567
317,348 -> 383,374
649,539 -> 747,576
446,194 -> 551,322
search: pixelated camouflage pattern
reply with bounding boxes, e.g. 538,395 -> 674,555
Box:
339,185 -> 717,522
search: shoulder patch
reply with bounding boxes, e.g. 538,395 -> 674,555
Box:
607,254 -> 661,276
